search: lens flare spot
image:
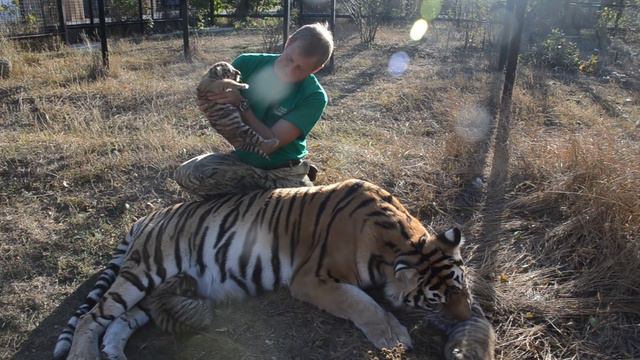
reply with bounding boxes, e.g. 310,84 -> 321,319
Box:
420,0 -> 442,21
454,104 -> 491,143
410,19 -> 429,41
388,52 -> 410,78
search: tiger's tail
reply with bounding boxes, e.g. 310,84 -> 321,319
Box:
52,221 -> 142,360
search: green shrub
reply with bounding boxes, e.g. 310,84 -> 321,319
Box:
523,29 -> 581,72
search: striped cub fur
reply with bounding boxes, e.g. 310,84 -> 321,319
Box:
444,314 -> 496,360
55,180 -> 472,360
425,301 -> 496,360
142,272 -> 214,333
197,61 -> 279,157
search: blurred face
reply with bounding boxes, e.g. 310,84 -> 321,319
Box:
274,40 -> 322,83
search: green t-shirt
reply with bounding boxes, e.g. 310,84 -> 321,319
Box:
231,53 -> 328,170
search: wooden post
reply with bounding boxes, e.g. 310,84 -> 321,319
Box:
97,0 -> 109,68
182,0 -> 191,62
282,0 -> 290,50
56,0 -> 69,45
497,0 -> 515,72
486,0 -> 527,203
500,0 -> 527,115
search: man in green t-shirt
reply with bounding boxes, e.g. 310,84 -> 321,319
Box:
175,23 -> 333,197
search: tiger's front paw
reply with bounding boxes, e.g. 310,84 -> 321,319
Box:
362,312 -> 413,350
101,349 -> 127,360
67,342 -> 100,360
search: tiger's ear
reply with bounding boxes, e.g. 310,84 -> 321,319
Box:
437,227 -> 463,247
394,262 -> 418,286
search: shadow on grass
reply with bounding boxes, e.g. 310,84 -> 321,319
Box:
13,270 -> 179,360
15,278 -> 450,360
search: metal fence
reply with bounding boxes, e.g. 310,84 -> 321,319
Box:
1,0 -> 633,49
0,0 -> 185,41
0,0 -> 61,38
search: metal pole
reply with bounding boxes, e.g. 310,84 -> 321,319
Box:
138,0 -> 144,34
298,0 -> 303,26
56,0 -> 69,44
88,0 -> 95,26
97,0 -> 109,68
182,0 -> 191,62
329,0 -> 335,70
282,0 -> 290,50
209,0 -> 214,26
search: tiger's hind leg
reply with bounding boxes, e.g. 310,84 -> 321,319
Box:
235,126 -> 279,158
289,277 -> 412,350
237,142 -> 269,158
258,138 -> 279,156
100,273 -> 214,360
101,307 -> 150,360
67,270 -> 150,360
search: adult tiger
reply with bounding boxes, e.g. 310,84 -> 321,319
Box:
54,179 -> 472,359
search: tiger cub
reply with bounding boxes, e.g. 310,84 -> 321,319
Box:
426,301 -> 496,360
141,272 -> 214,333
444,314 -> 496,360
197,62 -> 279,157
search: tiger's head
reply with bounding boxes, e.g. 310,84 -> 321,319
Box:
207,61 -> 241,82
197,62 -> 249,95
385,227 -> 471,321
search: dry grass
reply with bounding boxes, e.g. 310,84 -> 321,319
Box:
1,23 -> 639,359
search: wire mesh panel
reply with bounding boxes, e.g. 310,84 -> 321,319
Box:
152,0 -> 180,20
101,0 -> 139,22
0,0 -> 61,36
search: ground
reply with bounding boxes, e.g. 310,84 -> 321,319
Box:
1,23 -> 639,359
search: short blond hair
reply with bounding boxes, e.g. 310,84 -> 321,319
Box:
288,23 -> 334,68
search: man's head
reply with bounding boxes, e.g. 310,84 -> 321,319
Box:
275,23 -> 334,83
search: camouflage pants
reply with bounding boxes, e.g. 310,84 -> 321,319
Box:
174,152 -> 313,197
